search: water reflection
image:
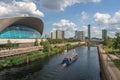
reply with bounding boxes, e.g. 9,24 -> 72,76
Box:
0,47 -> 101,80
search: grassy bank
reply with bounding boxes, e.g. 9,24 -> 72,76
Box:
103,46 -> 119,54
103,46 -> 120,71
0,51 -> 47,70
113,59 -> 120,70
0,44 -> 80,70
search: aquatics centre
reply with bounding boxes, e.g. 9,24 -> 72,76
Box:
0,17 -> 44,47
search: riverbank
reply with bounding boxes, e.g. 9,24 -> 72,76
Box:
0,43 -> 81,70
103,46 -> 120,70
98,44 -> 120,80
0,46 -> 101,80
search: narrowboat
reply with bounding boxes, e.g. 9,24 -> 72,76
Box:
62,52 -> 78,65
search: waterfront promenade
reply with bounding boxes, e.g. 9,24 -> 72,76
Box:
0,42 -> 85,60
98,45 -> 120,80
51,42 -> 85,47
0,46 -> 43,60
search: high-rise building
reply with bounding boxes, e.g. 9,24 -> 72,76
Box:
56,30 -> 64,39
75,31 -> 85,41
51,30 -> 64,39
102,29 -> 107,40
88,24 -> 91,40
51,31 -> 56,39
45,34 -> 49,39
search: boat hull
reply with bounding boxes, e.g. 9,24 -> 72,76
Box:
62,54 -> 78,65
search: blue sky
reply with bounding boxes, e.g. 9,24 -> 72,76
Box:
0,0 -> 120,38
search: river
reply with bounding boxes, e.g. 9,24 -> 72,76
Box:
0,46 -> 101,80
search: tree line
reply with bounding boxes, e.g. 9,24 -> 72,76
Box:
103,32 -> 120,52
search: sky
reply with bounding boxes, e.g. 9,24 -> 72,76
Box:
0,0 -> 120,38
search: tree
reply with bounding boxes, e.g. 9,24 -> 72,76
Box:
6,40 -> 13,49
34,39 -> 39,46
41,40 -> 52,52
103,37 -> 108,45
40,39 -> 44,45
113,32 -> 120,52
107,37 -> 114,48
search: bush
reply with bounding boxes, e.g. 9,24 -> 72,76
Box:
6,40 -> 13,49
113,59 -> 120,70
34,39 -> 39,46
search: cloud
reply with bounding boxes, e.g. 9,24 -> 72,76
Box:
91,26 -> 102,38
111,11 -> 120,25
0,0 -> 44,18
93,11 -> 120,37
40,0 -> 101,11
79,25 -> 102,38
94,12 -> 111,25
52,19 -> 103,38
80,11 -> 89,23
52,19 -> 78,38
110,11 -> 120,34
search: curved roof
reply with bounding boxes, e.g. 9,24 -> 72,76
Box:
0,17 -> 44,35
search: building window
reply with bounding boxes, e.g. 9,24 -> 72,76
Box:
0,24 -> 41,38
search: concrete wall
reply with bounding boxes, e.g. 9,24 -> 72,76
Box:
98,45 -> 113,80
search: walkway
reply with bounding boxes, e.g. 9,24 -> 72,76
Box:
98,45 -> 120,80
0,46 -> 43,60
51,42 -> 85,47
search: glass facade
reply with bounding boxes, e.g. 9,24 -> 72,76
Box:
0,24 -> 41,38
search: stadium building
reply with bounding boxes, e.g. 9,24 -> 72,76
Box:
0,17 -> 44,48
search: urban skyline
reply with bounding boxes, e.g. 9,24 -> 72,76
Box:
49,25 -> 107,40
0,0 -> 120,38
102,29 -> 107,40
88,24 -> 91,40
51,30 -> 64,39
75,30 -> 85,41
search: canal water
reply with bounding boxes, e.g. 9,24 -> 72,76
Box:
0,47 -> 101,80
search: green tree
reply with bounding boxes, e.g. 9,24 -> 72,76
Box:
40,39 -> 44,45
107,37 -> 114,48
41,40 -> 52,52
34,39 -> 39,46
103,37 -> 108,45
6,40 -> 13,49
113,32 -> 120,52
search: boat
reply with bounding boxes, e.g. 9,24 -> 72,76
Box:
62,50 -> 78,65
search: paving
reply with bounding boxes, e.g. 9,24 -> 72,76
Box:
0,46 -> 43,60
98,45 -> 120,80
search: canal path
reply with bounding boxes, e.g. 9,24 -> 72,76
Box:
0,46 -> 101,80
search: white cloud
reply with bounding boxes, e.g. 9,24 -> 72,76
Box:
52,19 -> 78,38
80,11 -> 89,22
91,26 -> 102,38
52,19 -> 103,38
111,11 -> 120,25
0,0 -> 44,18
93,11 -> 120,38
79,25 -> 102,38
40,0 -> 101,11
94,12 -> 111,25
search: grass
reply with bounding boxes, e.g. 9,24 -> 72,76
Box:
0,51 -> 46,70
103,46 -> 120,71
113,59 -> 120,70
0,44 -> 80,70
103,46 -> 119,54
